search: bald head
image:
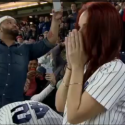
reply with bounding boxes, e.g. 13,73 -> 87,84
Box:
0,16 -> 15,24
0,16 -> 19,40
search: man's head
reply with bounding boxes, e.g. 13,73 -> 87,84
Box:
29,36 -> 35,43
28,59 -> 38,71
39,16 -> 44,22
0,16 -> 19,39
71,3 -> 77,12
43,31 -> 48,38
16,35 -> 23,43
115,4 -> 121,11
45,16 -> 49,22
39,34 -> 44,41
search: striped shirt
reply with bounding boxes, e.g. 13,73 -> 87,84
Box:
63,59 -> 125,125
0,100 -> 63,125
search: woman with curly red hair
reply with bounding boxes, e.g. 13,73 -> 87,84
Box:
56,2 -> 125,125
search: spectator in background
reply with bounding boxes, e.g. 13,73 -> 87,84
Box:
24,60 -> 38,100
38,16 -> 45,35
115,4 -> 121,12
0,10 -> 62,107
61,16 -> 68,23
24,60 -> 47,100
59,22 -> 69,41
43,31 -> 48,39
24,25 -> 30,40
38,34 -> 44,41
18,30 -> 25,39
59,22 -> 65,40
28,36 -> 36,43
42,16 -> 51,34
68,3 -> 78,30
64,22 -> 69,36
16,35 -> 23,44
28,25 -> 37,40
21,26 -> 27,37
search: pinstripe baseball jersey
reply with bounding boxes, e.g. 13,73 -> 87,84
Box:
63,59 -> 125,125
0,100 -> 63,125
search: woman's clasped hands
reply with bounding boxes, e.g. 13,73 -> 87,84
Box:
65,29 -> 87,70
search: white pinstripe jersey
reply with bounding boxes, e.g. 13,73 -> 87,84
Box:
63,59 -> 125,125
0,100 -> 63,125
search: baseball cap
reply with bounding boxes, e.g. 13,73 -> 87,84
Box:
0,16 -> 15,24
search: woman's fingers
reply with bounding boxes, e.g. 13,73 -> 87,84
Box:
45,75 -> 51,77
70,31 -> 76,49
65,37 -> 68,55
78,31 -> 84,51
45,77 -> 51,80
45,74 -> 52,80
74,29 -> 80,49
68,32 -> 72,54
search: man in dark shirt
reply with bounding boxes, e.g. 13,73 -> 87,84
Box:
0,10 -> 62,108
68,3 -> 78,31
42,16 -> 51,34
37,16 -> 45,35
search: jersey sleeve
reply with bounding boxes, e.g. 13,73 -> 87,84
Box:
85,60 -> 125,110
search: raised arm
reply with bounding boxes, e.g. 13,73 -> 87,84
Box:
47,10 -> 63,44
27,10 -> 63,60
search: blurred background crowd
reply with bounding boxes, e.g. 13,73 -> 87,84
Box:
16,2 -> 78,44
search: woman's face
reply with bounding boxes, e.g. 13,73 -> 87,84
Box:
45,17 -> 49,22
28,60 -> 38,71
78,10 -> 88,32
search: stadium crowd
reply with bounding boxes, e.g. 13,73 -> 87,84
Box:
0,1 -> 125,125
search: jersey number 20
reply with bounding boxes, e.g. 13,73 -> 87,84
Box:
11,102 -> 49,124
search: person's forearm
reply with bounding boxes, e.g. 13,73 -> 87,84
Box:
38,84 -> 55,101
31,84 -> 54,102
67,67 -> 84,119
47,17 -> 60,44
56,68 -> 71,112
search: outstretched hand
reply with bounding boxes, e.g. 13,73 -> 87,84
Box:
52,9 -> 63,20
